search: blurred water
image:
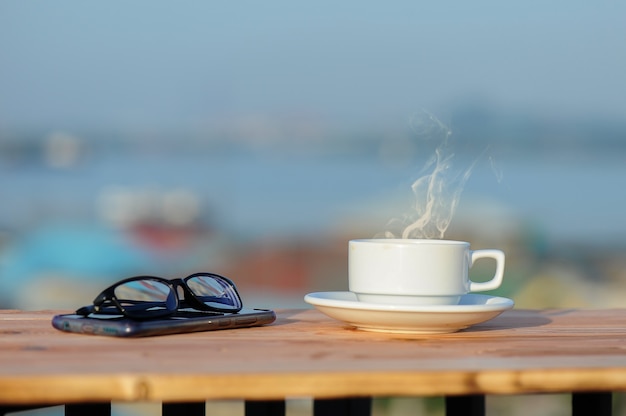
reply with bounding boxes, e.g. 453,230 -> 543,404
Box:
1,148 -> 625,245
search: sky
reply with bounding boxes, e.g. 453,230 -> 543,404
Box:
1,1 -> 625,133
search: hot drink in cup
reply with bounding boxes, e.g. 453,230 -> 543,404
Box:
349,239 -> 505,306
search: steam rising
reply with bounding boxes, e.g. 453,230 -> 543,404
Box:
379,111 -> 482,240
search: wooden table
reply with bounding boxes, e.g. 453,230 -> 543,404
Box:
1,308 -> 625,416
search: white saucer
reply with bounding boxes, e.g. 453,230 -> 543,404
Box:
304,291 -> 514,334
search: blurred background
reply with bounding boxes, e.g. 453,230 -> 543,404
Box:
1,1 -> 626,415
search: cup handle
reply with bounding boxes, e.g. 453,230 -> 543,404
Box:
469,249 -> 505,292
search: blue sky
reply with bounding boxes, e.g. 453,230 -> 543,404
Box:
1,1 -> 625,132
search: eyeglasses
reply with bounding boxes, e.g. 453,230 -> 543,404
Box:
76,272 -> 243,320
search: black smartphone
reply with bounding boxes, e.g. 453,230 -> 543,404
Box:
51,308 -> 276,337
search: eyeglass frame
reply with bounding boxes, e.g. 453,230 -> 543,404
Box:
76,272 -> 243,320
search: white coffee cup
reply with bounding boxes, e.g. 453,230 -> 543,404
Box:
348,239 -> 505,305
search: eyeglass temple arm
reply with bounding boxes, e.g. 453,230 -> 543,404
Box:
179,296 -> 240,309
75,305 -> 96,316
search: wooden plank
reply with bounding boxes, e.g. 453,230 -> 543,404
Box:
2,309 -> 626,403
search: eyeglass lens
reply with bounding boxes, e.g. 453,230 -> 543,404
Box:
113,280 -> 176,313
186,275 -> 241,310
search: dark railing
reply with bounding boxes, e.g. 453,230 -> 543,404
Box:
0,393 -> 615,416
